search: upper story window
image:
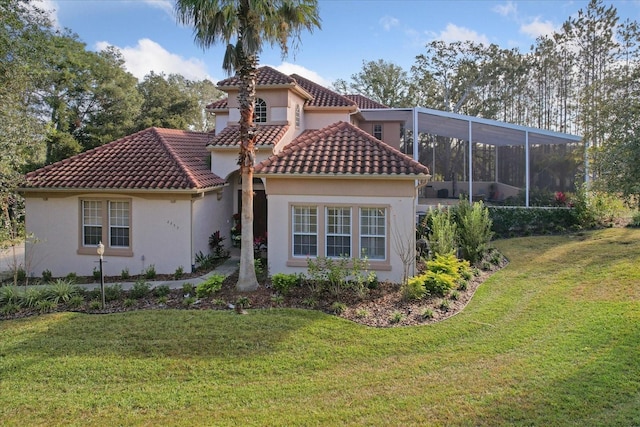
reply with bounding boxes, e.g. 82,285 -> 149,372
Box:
295,104 -> 301,128
254,98 -> 267,123
373,124 -> 383,140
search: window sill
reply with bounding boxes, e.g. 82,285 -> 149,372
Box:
77,247 -> 133,257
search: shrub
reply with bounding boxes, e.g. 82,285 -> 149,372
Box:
36,300 -> 57,313
423,270 -> 456,296
123,298 -> 136,308
130,280 -> 151,299
86,288 -> 101,301
457,200 -> 493,264
271,273 -> 300,295
270,294 -> 284,306
64,272 -> 77,284
183,296 -> 196,307
488,206 -> 579,238
182,283 -> 195,296
144,264 -> 156,280
631,211 -> 640,228
47,279 -> 80,304
120,267 -> 130,280
330,301 -> 346,314
439,299 -> 451,311
157,296 -> 168,305
235,296 -> 251,309
195,251 -> 215,270
88,300 -> 101,310
403,275 -> 428,301
421,308 -> 434,320
104,284 -> 123,302
1,302 -> 20,315
208,230 -> 227,258
174,266 -> 184,280
195,274 -> 224,298
302,297 -> 317,308
389,311 -> 404,324
153,284 -> 171,298
449,290 -> 460,301
0,286 -> 22,307
355,308 -> 369,318
21,288 -> 46,308
306,256 -> 349,297
16,267 -> 26,283
67,295 -> 84,309
427,252 -> 462,282
42,269 -> 53,283
254,258 -> 267,281
428,208 -> 458,256
92,267 -> 101,281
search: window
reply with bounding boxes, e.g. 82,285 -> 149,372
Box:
373,123 -> 383,140
254,98 -> 267,123
295,104 -> 301,128
82,200 -> 102,246
360,207 -> 386,260
292,206 -> 317,256
81,199 -> 131,254
109,201 -> 130,247
326,207 -> 351,257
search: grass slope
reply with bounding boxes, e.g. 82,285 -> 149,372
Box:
1,228 -> 639,426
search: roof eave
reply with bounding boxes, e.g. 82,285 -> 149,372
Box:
254,173 -> 430,180
19,184 -> 228,195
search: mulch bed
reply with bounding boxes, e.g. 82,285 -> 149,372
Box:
1,255 -> 508,327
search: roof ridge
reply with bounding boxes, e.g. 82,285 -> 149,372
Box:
153,128 -> 203,188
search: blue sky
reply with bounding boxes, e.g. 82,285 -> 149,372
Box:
39,0 -> 640,87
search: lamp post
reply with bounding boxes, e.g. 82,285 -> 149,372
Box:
97,241 -> 105,309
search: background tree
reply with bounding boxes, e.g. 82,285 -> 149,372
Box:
332,59 -> 413,107
176,0 -> 321,291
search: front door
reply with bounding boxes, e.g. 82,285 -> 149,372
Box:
237,189 -> 268,240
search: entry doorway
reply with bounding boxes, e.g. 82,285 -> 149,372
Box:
237,189 -> 267,240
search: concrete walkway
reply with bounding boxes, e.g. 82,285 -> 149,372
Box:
80,253 -> 240,291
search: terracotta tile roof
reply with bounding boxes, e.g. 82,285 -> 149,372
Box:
217,66 -> 296,87
345,94 -> 388,109
24,128 -> 226,191
255,121 -> 430,177
206,98 -> 228,110
290,74 -> 357,109
208,124 -> 289,148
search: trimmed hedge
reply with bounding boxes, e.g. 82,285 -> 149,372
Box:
488,206 -> 578,238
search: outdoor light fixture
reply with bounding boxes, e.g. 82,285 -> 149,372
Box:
97,241 -> 105,309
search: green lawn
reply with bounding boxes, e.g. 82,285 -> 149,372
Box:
1,228 -> 639,426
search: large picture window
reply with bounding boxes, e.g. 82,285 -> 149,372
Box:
360,207 -> 386,260
292,206 -> 317,256
326,207 -> 351,257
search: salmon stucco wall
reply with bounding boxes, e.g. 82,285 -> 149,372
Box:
264,178 -> 417,283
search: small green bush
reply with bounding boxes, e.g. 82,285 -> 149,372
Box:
144,264 -> 156,280
355,308 -> 369,318
67,295 -> 84,309
421,308 -> 434,320
130,280 -> 151,299
120,267 -> 130,280
1,302 -> 20,315
174,266 -> 184,280
123,298 -> 136,308
428,208 -> 458,256
21,288 -> 46,308
0,286 -> 22,307
42,269 -> 53,283
271,273 -> 299,295
92,267 -> 101,281
182,283 -> 195,296
389,311 -> 404,324
36,300 -> 57,313
183,296 -> 196,307
88,300 -> 101,310
330,301 -> 346,314
235,296 -> 251,309
630,211 -> 640,228
403,275 -> 428,301
195,274 -> 224,298
423,270 -> 456,296
64,272 -> 77,284
86,288 -> 101,301
270,294 -> 284,306
450,290 -> 460,301
104,284 -> 123,302
439,299 -> 451,311
48,279 -> 80,304
457,200 -> 493,264
153,284 -> 171,298
157,296 -> 168,305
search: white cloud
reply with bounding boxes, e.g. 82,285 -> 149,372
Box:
380,15 -> 400,31
271,62 -> 332,87
142,0 -> 174,18
493,1 -> 517,18
520,17 -> 558,39
436,23 -> 490,45
32,0 -> 60,28
95,39 -> 210,81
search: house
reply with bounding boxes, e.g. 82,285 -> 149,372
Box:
22,66 -> 430,282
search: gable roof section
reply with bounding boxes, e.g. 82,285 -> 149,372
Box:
217,65 -> 296,88
24,127 -> 226,191
345,94 -> 388,109
290,73 -> 357,109
255,121 -> 429,178
207,124 -> 289,148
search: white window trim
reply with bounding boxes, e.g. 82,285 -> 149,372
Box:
359,207 -> 387,261
78,198 -> 133,257
292,206 -> 318,257
254,98 -> 267,123
325,207 -> 351,258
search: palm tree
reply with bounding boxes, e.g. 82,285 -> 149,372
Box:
176,0 -> 321,291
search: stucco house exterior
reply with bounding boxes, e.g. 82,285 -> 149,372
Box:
22,66 -> 429,282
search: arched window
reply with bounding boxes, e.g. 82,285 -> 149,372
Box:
254,98 -> 267,123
